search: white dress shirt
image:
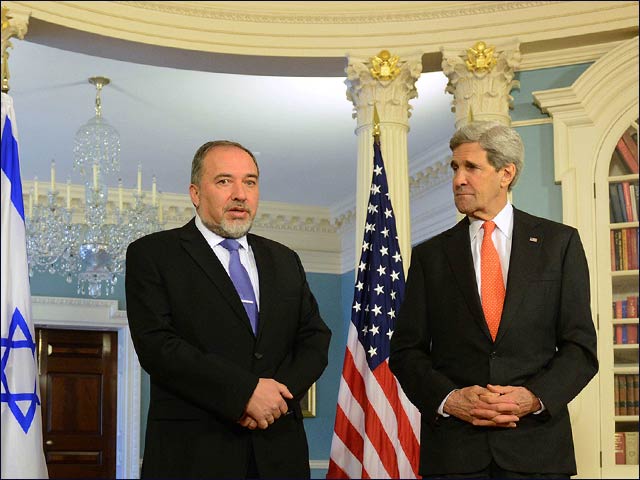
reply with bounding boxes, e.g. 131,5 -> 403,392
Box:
194,214 -> 260,310
438,203 -> 543,416
468,202 -> 513,296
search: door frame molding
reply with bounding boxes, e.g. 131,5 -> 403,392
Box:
32,296 -> 141,479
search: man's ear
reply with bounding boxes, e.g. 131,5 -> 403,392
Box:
501,163 -> 516,189
189,183 -> 199,208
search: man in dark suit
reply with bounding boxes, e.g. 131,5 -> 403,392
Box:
389,121 -> 598,478
126,140 -> 331,478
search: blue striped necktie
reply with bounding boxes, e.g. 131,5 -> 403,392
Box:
220,239 -> 258,334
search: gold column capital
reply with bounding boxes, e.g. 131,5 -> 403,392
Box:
1,6 -> 30,93
370,50 -> 401,81
465,41 -> 497,73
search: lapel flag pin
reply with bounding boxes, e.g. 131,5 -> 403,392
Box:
529,237 -> 538,243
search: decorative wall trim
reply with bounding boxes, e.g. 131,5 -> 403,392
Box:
410,160 -> 452,195
115,1 -> 556,25
511,117 -> 553,127
309,459 -> 330,470
31,296 -> 141,479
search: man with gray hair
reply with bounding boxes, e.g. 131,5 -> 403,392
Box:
390,121 -> 598,478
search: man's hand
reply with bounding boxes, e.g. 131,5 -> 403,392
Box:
443,385 -> 519,428
244,378 -> 293,430
237,413 -> 258,430
478,384 -> 542,418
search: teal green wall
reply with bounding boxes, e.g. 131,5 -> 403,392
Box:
510,63 -> 592,221
511,64 -> 591,122
513,123 -> 562,221
30,271 -> 126,309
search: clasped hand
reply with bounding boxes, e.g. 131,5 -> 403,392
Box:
443,384 -> 541,428
238,378 -> 293,430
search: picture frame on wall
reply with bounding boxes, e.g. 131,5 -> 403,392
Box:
301,383 -> 316,418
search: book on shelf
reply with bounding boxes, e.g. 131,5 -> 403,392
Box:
615,324 -> 639,345
609,181 -> 639,223
610,227 -> 639,271
628,296 -> 638,318
619,374 -> 627,415
626,431 -> 639,465
628,324 -> 638,344
626,228 -> 638,270
634,182 -> 639,221
615,374 -> 640,416
621,128 -> 638,164
634,374 -> 640,415
630,183 -> 638,222
622,182 -> 635,222
617,183 -> 628,223
615,432 -> 626,465
610,183 -> 625,223
616,136 -> 639,174
626,374 -> 635,416
615,374 -> 621,415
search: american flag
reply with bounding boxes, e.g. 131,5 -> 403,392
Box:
327,141 -> 420,478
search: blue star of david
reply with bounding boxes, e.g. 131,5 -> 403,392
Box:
1,307 -> 41,434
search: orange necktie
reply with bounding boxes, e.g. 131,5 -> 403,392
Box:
481,221 -> 505,341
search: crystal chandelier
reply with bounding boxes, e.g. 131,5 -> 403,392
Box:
25,76 -> 163,297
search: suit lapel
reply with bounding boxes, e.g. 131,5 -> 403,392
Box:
444,218 -> 489,338
248,234 -> 275,341
495,208 -> 543,343
179,219 -> 254,335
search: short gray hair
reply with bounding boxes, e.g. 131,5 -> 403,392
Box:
449,121 -> 524,190
190,140 -> 259,185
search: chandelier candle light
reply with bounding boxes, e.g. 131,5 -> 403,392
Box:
25,76 -> 164,297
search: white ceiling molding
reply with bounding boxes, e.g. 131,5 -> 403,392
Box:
4,1 -> 637,74
519,39 -> 625,71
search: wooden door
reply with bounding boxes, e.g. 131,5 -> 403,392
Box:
37,328 -> 118,479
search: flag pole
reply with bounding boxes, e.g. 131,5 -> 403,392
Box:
373,105 -> 381,144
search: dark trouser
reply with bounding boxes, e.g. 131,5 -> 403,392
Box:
246,441 -> 259,479
422,459 -> 570,479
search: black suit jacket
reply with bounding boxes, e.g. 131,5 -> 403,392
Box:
125,218 -> 331,478
389,208 -> 598,476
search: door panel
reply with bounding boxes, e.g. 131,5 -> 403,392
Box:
37,328 -> 117,479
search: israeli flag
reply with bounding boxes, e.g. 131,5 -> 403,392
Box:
1,92 -> 48,478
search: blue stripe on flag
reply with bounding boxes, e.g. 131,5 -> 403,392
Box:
1,117 -> 25,221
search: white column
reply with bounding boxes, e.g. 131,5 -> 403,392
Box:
441,40 -> 521,128
345,51 -> 422,275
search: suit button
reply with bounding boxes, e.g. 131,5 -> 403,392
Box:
254,352 -> 263,359
489,351 -> 497,359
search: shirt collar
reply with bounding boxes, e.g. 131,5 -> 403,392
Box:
469,202 -> 514,240
194,213 -> 249,250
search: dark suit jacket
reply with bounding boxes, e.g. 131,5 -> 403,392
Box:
125,218 -> 331,478
389,208 -> 598,476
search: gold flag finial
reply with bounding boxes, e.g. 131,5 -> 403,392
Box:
373,105 -> 381,143
465,41 -> 497,73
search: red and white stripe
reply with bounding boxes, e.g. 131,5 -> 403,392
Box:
327,323 -> 421,478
